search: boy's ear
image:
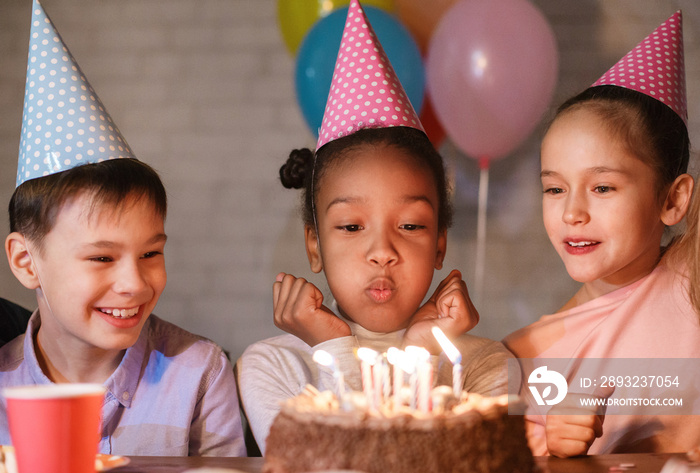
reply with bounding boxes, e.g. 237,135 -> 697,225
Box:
434,228 -> 447,271
5,232 -> 40,290
661,173 -> 694,226
304,225 -> 323,273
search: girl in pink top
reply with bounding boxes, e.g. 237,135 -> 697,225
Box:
504,12 -> 700,458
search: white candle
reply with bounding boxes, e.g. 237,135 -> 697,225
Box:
382,356 -> 391,402
452,363 -> 462,398
387,347 -> 404,411
406,346 -> 432,413
400,349 -> 418,410
409,368 -> 417,411
356,347 -> 378,408
312,349 -> 345,397
372,358 -> 383,408
405,346 -> 430,412
431,327 -> 463,397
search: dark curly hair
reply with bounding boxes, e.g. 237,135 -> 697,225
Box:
279,126 -> 453,231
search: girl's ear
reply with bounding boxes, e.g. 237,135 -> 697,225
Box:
304,225 -> 323,273
5,232 -> 40,290
661,174 -> 694,226
434,228 -> 447,270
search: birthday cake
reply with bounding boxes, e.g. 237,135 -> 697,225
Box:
263,386 -> 534,473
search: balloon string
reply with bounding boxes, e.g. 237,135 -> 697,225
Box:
474,157 -> 490,307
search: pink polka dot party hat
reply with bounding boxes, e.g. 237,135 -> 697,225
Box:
16,0 -> 136,187
316,0 -> 425,150
591,11 -> 686,125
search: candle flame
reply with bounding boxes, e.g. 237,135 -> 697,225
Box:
313,349 -> 336,368
401,345 -> 429,373
431,327 -> 462,364
386,347 -> 402,365
404,345 -> 430,362
356,347 -> 379,365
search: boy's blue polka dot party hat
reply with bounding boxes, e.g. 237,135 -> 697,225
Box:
16,0 -> 136,187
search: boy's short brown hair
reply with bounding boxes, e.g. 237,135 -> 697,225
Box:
9,159 -> 167,251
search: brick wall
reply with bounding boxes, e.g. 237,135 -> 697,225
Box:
0,0 -> 698,359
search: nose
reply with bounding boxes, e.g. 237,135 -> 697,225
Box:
113,259 -> 149,295
562,190 -> 590,225
366,230 -> 398,267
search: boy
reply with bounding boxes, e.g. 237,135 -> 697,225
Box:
0,0 -> 245,456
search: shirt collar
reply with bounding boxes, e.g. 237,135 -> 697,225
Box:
104,316 -> 152,408
22,311 -> 52,385
330,300 -> 406,352
23,310 -> 150,408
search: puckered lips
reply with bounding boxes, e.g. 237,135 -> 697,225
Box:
564,238 -> 600,255
366,277 -> 396,304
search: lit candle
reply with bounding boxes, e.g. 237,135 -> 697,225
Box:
417,360 -> 433,412
381,355 -> 391,402
356,347 -> 378,408
406,346 -> 432,413
405,346 -> 431,412
431,327 -> 463,397
313,349 -> 345,398
387,347 -> 404,411
373,357 -> 383,409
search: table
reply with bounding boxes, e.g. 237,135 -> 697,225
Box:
536,452 -> 685,472
113,453 -> 691,472
113,456 -> 263,472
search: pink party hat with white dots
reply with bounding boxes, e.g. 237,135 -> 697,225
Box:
17,0 -> 136,187
316,0 -> 424,150
591,11 -> 686,124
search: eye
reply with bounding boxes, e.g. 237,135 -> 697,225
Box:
399,224 -> 425,231
543,187 -> 564,195
337,224 -> 362,232
142,251 -> 163,259
594,185 -> 613,194
89,256 -> 113,263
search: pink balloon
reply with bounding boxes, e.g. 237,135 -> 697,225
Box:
426,0 -> 558,160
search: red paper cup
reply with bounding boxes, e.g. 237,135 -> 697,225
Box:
3,384 -> 105,473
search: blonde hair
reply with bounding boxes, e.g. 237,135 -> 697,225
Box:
668,188 -> 700,317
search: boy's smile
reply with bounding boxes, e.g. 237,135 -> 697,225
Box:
306,144 -> 446,333
29,191 -> 167,358
98,306 -> 140,319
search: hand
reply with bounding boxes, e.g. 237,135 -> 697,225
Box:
545,386 -> 615,458
273,272 -> 351,347
402,270 -> 479,353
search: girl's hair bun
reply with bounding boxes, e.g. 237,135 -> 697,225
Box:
279,148 -> 313,189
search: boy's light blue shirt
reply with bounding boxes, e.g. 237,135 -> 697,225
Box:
0,312 -> 245,457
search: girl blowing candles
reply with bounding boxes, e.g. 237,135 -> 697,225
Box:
239,0 -> 514,454
504,11 -> 700,457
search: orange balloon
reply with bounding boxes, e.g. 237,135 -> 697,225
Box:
395,0 -> 457,53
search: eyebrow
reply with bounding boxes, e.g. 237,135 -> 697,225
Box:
326,194 -> 435,211
540,166 -> 630,179
82,233 -> 168,249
